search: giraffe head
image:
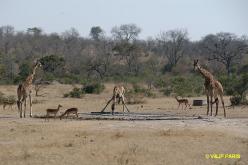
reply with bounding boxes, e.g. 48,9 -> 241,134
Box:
30,60 -> 42,76
35,60 -> 42,68
193,59 -> 199,71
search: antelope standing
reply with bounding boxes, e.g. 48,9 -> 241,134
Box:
175,96 -> 192,110
3,101 -> 15,110
45,104 -> 62,120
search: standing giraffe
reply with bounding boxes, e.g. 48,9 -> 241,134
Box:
193,59 -> 226,117
101,85 -> 130,115
17,61 -> 42,118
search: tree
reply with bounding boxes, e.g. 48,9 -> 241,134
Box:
90,26 -> 104,41
27,27 -> 42,36
111,24 -> 142,75
34,79 -> 50,96
39,55 -> 65,73
111,24 -> 141,42
0,25 -> 15,54
156,29 -> 188,72
14,63 -> 32,83
201,33 -> 248,76
62,27 -> 79,40
82,38 -> 114,80
234,74 -> 248,102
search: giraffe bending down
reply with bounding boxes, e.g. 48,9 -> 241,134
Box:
101,86 -> 130,115
193,59 -> 226,117
17,61 -> 42,118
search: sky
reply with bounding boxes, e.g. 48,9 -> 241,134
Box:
0,0 -> 247,40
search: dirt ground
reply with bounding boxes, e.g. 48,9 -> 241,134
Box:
0,84 -> 247,165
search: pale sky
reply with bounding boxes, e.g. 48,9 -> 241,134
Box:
0,0 -> 247,40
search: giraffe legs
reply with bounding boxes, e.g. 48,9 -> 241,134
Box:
18,101 -> 23,118
111,96 -> 117,115
24,98 -> 27,118
210,96 -> 213,116
220,94 -> 226,118
122,96 -> 130,113
122,97 -> 125,114
213,92 -> 219,116
101,95 -> 130,115
215,98 -> 219,116
101,97 -> 114,113
29,94 -> 33,117
206,93 -> 209,116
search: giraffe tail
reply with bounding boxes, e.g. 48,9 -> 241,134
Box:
17,84 -> 23,111
17,100 -> 21,111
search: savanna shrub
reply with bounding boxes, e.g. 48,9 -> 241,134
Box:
82,83 -> 105,94
230,96 -> 242,106
132,84 -> 156,98
64,87 -> 83,98
170,75 -> 204,97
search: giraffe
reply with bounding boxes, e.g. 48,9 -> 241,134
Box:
17,61 -> 42,118
193,59 -> 226,117
101,85 -> 130,115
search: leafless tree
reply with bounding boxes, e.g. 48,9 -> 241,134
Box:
85,38 -> 114,79
34,80 -> 50,96
156,29 -> 188,72
111,24 -> 143,75
201,33 -> 248,75
111,23 -> 141,42
0,25 -> 15,55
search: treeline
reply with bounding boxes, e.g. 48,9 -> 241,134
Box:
0,24 -> 248,101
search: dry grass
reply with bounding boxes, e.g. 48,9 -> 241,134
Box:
0,84 -> 247,165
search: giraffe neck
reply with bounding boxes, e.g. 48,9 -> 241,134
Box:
32,64 -> 40,75
23,64 -> 39,87
196,65 -> 214,81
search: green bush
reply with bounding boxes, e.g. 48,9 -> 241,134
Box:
0,92 -> 16,104
153,78 -> 168,88
220,74 -> 248,105
219,75 -> 237,95
133,84 -> 146,93
126,93 -> 146,104
39,55 -> 65,73
82,83 -> 105,94
125,84 -> 156,104
0,92 -> 5,103
160,87 -> 173,96
230,96 -> 242,106
64,87 -> 83,98
131,84 -> 156,98
14,63 -> 32,84
170,75 -> 204,97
